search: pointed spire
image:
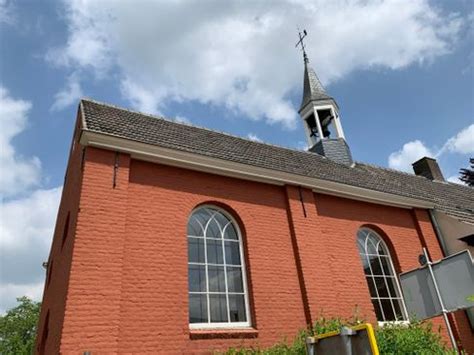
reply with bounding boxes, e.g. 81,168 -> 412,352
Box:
299,62 -> 336,113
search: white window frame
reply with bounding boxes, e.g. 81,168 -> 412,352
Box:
357,228 -> 409,324
188,205 -> 252,330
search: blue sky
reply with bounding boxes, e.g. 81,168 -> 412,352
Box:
0,0 -> 473,312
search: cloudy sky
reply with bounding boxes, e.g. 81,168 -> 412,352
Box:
0,0 -> 473,313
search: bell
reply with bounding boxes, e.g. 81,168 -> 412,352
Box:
320,115 -> 333,127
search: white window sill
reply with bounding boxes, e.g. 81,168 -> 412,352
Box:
189,326 -> 258,339
377,320 -> 410,327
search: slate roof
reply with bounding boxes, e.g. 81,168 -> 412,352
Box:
299,63 -> 337,112
80,98 -> 474,224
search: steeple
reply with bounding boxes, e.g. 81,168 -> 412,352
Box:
296,30 -> 352,166
299,63 -> 338,114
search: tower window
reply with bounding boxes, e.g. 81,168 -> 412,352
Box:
316,109 -> 336,138
187,206 -> 251,328
356,228 -> 407,322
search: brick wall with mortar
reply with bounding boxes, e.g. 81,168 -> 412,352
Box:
37,142 -> 473,353
35,112 -> 84,354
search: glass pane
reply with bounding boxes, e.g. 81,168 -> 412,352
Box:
193,209 -> 211,229
356,234 -> 366,253
379,256 -> 393,275
229,294 -> 246,322
369,255 -> 383,275
208,266 -> 226,292
189,265 -> 206,292
393,299 -> 404,320
227,267 -> 244,293
188,217 -> 204,236
210,294 -> 228,322
206,217 -> 221,238
207,239 -> 224,264
386,277 -> 398,298
365,276 -> 376,297
225,241 -> 241,265
360,254 -> 371,275
374,277 -> 389,297
372,299 -> 384,321
188,237 -> 205,263
377,241 -> 387,256
224,223 -> 238,240
381,299 -> 396,321
366,235 -> 378,255
215,212 -> 230,231
189,294 -> 208,323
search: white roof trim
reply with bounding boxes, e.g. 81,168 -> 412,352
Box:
80,130 -> 434,210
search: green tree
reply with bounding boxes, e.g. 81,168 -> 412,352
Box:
459,158 -> 474,186
0,296 -> 41,355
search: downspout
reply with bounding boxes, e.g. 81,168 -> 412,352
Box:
428,209 -> 473,347
428,209 -> 449,257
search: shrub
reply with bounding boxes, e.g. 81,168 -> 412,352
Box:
376,320 -> 452,355
221,316 -> 453,355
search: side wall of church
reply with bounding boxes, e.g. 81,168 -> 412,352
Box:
48,147 -> 472,353
35,113 -> 85,354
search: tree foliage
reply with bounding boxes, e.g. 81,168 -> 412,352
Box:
0,296 -> 41,355
459,158 -> 474,186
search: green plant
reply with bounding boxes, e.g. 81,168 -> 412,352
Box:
376,320 -> 451,355
0,297 -> 41,355
221,315 -> 455,355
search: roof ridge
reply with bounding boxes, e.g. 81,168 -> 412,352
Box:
80,97 -> 332,160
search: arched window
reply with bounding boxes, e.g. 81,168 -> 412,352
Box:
187,206 -> 250,328
356,228 -> 407,322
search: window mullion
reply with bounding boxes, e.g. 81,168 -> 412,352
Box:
203,227 -> 210,323
378,254 -> 397,320
365,252 -> 386,321
221,234 -> 231,323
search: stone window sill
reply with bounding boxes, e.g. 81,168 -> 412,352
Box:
189,328 -> 258,340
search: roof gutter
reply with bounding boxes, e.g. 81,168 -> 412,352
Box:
79,130 -> 435,210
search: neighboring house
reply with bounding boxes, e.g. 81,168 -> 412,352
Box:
35,58 -> 474,354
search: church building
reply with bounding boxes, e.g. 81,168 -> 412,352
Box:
35,54 -> 474,353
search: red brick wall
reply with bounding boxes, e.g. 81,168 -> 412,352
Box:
39,143 -> 473,353
35,112 -> 84,354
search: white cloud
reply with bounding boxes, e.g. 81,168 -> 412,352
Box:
0,0 -> 15,25
0,282 -> 45,314
388,124 -> 474,173
447,175 -> 463,184
49,0 -> 463,128
0,85 -> 61,313
50,73 -> 83,111
0,86 -> 41,197
0,187 -> 62,251
441,124 -> 474,155
174,115 -> 191,124
388,140 -> 434,172
0,186 -> 61,311
246,133 -> 262,142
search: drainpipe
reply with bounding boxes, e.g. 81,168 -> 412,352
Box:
428,209 -> 449,257
428,209 -> 468,351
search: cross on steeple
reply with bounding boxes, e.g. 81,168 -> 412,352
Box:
295,29 -> 308,63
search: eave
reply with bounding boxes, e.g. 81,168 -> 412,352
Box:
79,129 -> 435,210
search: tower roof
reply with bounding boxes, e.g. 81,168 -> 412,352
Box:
299,62 -> 337,113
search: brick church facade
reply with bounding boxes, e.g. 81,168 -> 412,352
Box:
35,59 -> 474,353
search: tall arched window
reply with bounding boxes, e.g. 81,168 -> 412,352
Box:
187,206 -> 250,328
357,228 -> 407,322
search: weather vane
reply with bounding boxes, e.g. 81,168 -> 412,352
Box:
295,28 -> 308,63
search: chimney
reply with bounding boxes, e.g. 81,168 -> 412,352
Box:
412,157 -> 445,181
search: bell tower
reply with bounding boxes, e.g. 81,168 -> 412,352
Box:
296,30 -> 353,166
